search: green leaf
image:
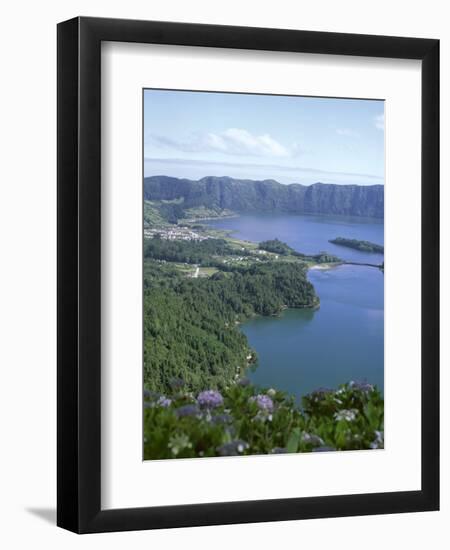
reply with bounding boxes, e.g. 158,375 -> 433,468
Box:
286,428 -> 301,453
364,401 -> 381,429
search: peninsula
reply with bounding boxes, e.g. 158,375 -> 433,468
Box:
329,237 -> 384,253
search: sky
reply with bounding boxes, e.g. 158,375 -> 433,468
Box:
143,89 -> 384,186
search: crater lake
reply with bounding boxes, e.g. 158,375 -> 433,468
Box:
207,213 -> 384,399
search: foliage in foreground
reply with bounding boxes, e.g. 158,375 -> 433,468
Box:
143,380 -> 384,460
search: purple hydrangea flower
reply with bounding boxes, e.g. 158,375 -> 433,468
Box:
349,380 -> 374,393
143,391 -> 163,408
197,390 -> 224,409
175,404 -> 199,418
143,390 -> 161,401
249,394 -> 274,412
157,396 -> 172,408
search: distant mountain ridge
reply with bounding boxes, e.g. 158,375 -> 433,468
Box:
144,175 -> 384,219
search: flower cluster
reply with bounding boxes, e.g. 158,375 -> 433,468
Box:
168,433 -> 192,456
334,409 -> 358,422
349,380 -> 374,393
175,404 -> 199,418
157,396 -> 172,408
197,390 -> 224,409
143,380 -> 384,460
143,391 -> 172,409
249,394 -> 274,412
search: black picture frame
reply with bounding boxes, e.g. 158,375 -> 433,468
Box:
57,16 -> 439,534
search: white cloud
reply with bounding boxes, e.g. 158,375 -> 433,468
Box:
223,128 -> 290,157
374,113 -> 384,131
336,128 -> 360,138
149,128 -> 293,158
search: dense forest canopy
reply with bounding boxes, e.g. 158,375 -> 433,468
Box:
258,238 -> 294,255
144,236 -> 249,265
143,258 -> 318,393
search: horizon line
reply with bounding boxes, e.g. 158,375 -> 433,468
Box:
144,173 -> 385,187
143,157 -> 384,186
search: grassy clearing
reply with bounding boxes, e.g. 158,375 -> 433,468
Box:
198,267 -> 219,277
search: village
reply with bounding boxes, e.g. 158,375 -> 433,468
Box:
144,225 -> 209,242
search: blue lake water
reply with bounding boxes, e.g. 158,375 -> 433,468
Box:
207,213 -> 384,264
207,213 -> 384,399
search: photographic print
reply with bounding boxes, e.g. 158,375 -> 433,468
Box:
57,18 -> 439,531
142,89 -> 384,460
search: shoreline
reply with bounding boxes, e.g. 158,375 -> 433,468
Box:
182,213 -> 239,223
308,261 -> 383,272
308,262 -> 342,271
